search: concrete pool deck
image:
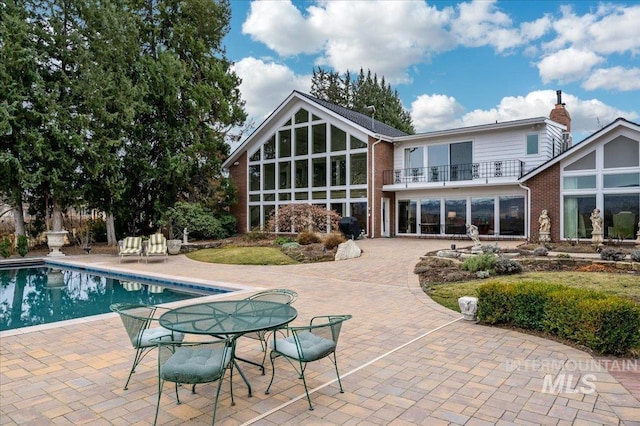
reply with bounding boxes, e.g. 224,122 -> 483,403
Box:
1,238 -> 638,425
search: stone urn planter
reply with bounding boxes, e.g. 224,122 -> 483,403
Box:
167,239 -> 182,255
46,231 -> 68,257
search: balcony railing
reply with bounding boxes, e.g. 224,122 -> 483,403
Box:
383,160 -> 525,185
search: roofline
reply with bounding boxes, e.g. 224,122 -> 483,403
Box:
520,117 -> 640,181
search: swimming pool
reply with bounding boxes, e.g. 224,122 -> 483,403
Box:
0,264 -> 230,331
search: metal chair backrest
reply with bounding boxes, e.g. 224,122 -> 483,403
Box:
245,289 -> 298,305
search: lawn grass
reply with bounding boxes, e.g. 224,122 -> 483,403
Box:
186,245 -> 298,265
427,271 -> 640,312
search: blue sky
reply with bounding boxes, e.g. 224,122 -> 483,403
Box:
224,0 -> 639,143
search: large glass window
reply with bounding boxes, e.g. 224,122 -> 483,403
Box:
563,175 -> 596,189
279,162 -> 291,189
249,165 -> 260,191
264,135 -> 276,160
398,200 -> 417,234
295,159 -> 308,188
445,199 -> 466,234
312,158 -> 326,187
249,206 -> 261,229
249,150 -> 260,162
563,195 -> 595,238
450,141 -> 472,181
263,163 -> 275,190
351,136 -> 366,149
565,151 -> 595,171
312,123 -> 326,154
331,155 -> 347,186
331,125 -> 347,152
604,194 -> 639,239
350,153 -> 367,185
526,134 -> 539,155
294,108 -> 308,124
278,130 -> 291,158
294,127 -> 308,156
603,173 -> 640,188
350,202 -> 367,235
471,198 -> 494,235
604,136 -> 638,169
420,200 -> 440,234
499,196 -> 525,236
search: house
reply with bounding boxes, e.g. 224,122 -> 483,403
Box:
223,90 -> 639,243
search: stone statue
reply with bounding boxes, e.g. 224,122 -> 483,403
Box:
590,209 -> 602,234
466,223 -> 481,248
538,209 -> 551,243
183,227 -> 189,244
458,296 -> 478,321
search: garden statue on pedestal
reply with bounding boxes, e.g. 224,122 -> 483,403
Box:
590,208 -> 603,246
466,224 -> 482,252
538,209 -> 551,243
46,205 -> 68,257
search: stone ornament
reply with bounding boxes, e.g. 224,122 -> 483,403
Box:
458,296 -> 478,321
335,239 -> 362,261
590,208 -> 603,245
538,209 -> 551,243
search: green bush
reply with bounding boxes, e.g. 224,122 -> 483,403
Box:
0,237 -> 12,258
323,232 -> 346,250
246,228 -> 270,241
461,253 -> 497,273
162,201 -> 236,240
478,281 -> 640,355
16,235 -> 29,257
493,257 -> 523,275
600,247 -> 625,261
274,236 -> 294,245
297,231 -> 321,245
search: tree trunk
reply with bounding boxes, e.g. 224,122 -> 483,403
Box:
106,212 -> 117,246
13,202 -> 25,236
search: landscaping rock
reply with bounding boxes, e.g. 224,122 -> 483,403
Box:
335,240 -> 361,261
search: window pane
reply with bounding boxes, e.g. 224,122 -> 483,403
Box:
331,125 -> 347,151
450,141 -> 472,180
295,192 -> 308,200
264,205 -> 275,228
264,135 -> 275,160
312,190 -> 326,200
499,196 -> 524,236
563,195 -> 596,238
350,188 -> 367,198
294,108 -> 308,124
331,155 -> 347,186
603,173 -> 640,188
350,202 -> 367,234
278,130 -> 291,158
278,193 -> 291,201
404,147 -> 424,169
604,194 -> 639,239
249,206 -> 261,229
350,153 -> 367,185
563,175 -> 596,189
330,190 -> 346,198
351,136 -> 367,149
294,127 -> 308,156
312,158 -> 326,187
312,123 -> 326,153
249,165 -> 260,191
331,203 -> 345,217
420,199 -> 440,234
249,150 -> 260,162
471,198 -> 494,235
527,134 -> 539,155
264,193 -> 275,201
604,136 -> 639,168
428,144 -> 448,168
263,163 -> 275,190
565,151 -> 595,171
295,159 -> 308,188
249,194 -> 260,202
445,199 -> 466,234
279,162 -> 291,189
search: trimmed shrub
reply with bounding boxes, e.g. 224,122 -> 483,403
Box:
274,236 -> 294,245
600,247 -> 625,261
533,247 -> 548,256
323,232 -> 346,250
477,281 -> 640,355
481,244 -> 501,255
297,231 -> 321,245
16,235 -> 29,257
246,228 -> 270,241
162,201 -> 236,240
461,253 -> 497,273
0,237 -> 12,258
267,203 -> 341,233
493,257 -> 523,275
631,250 -> 640,262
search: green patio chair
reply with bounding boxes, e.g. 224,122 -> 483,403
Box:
265,314 -> 352,410
154,338 -> 235,426
118,236 -> 143,263
145,233 -> 168,263
240,289 -> 298,373
110,303 -> 184,390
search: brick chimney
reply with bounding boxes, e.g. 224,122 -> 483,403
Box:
549,89 -> 571,132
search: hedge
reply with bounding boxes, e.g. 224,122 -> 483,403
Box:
476,281 -> 640,355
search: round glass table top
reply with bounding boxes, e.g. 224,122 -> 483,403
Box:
159,300 -> 297,335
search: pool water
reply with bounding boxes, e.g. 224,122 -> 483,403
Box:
0,266 -> 228,331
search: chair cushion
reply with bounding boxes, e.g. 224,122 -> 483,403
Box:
120,247 -> 142,255
135,327 -> 184,348
149,234 -> 165,246
123,237 -> 142,249
271,331 -> 336,361
161,347 -> 232,384
147,244 -> 166,255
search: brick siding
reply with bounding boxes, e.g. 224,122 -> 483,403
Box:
525,163 -> 561,242
228,152 -> 248,234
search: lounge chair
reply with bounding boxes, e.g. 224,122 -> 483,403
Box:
118,236 -> 143,263
145,233 -> 168,263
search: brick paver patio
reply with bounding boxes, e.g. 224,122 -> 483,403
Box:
1,238 -> 638,425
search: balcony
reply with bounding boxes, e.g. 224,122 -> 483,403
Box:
383,160 -> 525,186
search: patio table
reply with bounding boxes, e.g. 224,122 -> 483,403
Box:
159,299 -> 297,396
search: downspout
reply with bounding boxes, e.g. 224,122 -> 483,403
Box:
518,181 -> 531,242
371,134 -> 383,238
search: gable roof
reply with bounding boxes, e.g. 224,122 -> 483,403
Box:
223,91 -> 407,168
520,117 -> 640,181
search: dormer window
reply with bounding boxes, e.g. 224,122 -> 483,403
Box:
527,134 -> 539,155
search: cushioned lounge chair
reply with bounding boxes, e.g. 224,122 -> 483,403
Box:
118,236 -> 143,263
145,234 -> 168,263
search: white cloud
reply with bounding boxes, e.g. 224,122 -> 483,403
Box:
583,67 -> 640,91
232,57 -> 310,120
451,0 -> 522,52
410,94 -> 464,131
537,48 -> 604,84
